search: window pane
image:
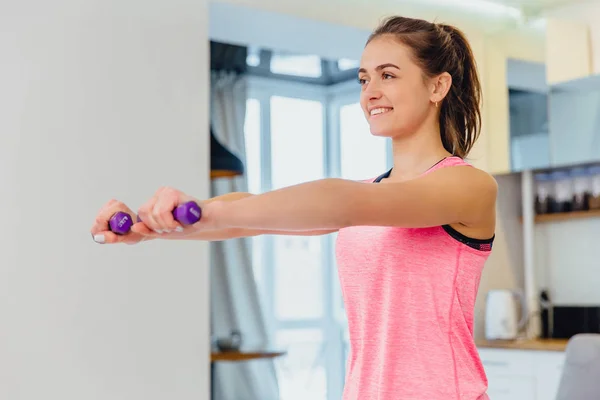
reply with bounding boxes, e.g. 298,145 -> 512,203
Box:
274,236 -> 323,320
270,53 -> 322,78
246,46 -> 261,67
270,96 -> 324,188
337,59 -> 359,71
339,102 -> 388,180
270,95 -> 324,320
275,329 -> 327,400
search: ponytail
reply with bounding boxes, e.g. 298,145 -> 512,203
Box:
436,24 -> 482,158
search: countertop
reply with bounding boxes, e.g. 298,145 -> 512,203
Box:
476,338 -> 569,352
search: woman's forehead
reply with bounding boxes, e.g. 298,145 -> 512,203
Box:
360,38 -> 413,70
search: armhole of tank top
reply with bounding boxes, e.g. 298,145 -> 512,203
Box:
372,162 -> 494,252
441,225 -> 494,252
441,159 -> 495,252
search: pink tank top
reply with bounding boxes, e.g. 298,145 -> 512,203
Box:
336,156 -> 492,400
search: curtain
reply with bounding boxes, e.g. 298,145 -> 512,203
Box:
210,70 -> 280,400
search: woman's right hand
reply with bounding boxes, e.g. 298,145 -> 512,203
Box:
90,199 -> 152,244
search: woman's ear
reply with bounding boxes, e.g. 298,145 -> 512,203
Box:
430,72 -> 452,104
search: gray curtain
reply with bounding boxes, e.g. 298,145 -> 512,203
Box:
210,69 -> 280,400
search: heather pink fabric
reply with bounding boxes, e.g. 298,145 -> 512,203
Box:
335,157 -> 490,399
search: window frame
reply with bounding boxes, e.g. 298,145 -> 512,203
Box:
245,74 -> 392,400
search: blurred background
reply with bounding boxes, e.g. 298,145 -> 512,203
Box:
2,0 -> 599,399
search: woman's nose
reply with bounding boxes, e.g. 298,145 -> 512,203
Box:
362,82 -> 382,101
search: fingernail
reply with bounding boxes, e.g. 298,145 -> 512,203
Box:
175,226 -> 184,233
93,234 -> 105,243
154,229 -> 163,234
164,229 -> 171,233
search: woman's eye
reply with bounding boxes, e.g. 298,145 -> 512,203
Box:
382,73 -> 394,79
358,78 -> 367,85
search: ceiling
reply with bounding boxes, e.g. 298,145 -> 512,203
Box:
472,0 -> 590,17
340,0 -> 592,33
211,0 -> 592,50
386,0 -> 595,33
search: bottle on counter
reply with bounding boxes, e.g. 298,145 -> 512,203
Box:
570,167 -> 591,212
534,172 -> 553,215
540,289 -> 552,339
588,165 -> 600,210
550,170 -> 573,213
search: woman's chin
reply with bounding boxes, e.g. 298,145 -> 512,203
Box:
369,127 -> 395,138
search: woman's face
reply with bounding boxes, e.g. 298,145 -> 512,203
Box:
358,35 -> 436,139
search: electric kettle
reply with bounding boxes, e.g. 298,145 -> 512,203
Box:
485,289 -> 528,340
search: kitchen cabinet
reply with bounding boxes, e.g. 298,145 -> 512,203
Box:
487,376 -> 536,400
508,88 -> 550,172
506,60 -> 551,173
545,18 -> 592,86
478,347 -> 565,400
534,351 -> 565,400
548,77 -> 600,168
543,18 -> 599,168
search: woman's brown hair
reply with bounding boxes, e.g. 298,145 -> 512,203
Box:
367,16 -> 482,158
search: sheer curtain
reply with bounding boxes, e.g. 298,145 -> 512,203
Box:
210,69 -> 279,400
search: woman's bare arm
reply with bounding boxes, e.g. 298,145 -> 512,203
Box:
165,191 -> 337,241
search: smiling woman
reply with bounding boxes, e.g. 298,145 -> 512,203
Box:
358,17 -> 482,160
91,14 -> 496,400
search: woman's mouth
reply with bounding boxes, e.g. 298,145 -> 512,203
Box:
370,107 -> 393,117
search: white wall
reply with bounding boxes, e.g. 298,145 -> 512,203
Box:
0,1 -> 211,399
535,219 -> 600,305
474,173 -> 525,338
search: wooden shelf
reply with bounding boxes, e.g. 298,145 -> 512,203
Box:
476,338 -> 569,352
211,350 -> 286,362
533,209 -> 600,223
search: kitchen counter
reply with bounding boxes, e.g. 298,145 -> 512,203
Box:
476,338 -> 569,352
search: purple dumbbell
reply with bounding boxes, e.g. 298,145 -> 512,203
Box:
172,201 -> 202,225
108,211 -> 134,235
136,201 -> 202,226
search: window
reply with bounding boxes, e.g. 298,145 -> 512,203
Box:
270,96 -> 324,189
276,329 -> 327,399
337,58 -> 360,71
270,96 -> 326,321
339,102 -> 389,180
244,73 -> 391,400
246,46 -> 261,67
270,53 -> 322,78
242,46 -> 358,86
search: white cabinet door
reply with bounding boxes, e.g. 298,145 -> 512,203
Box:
487,376 -> 537,400
478,348 -> 535,376
479,348 -> 536,399
535,351 -> 565,400
477,347 -> 566,400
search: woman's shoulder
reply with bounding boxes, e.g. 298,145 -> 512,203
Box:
428,156 -> 497,186
422,157 -> 498,218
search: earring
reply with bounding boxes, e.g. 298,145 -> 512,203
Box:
435,101 -> 438,108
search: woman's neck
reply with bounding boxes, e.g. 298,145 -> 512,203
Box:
388,126 -> 451,181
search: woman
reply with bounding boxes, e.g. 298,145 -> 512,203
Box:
91,16 -> 496,400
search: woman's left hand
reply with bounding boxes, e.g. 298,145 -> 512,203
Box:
132,186 -> 225,236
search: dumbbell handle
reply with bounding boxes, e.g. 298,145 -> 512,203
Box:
109,201 -> 202,235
